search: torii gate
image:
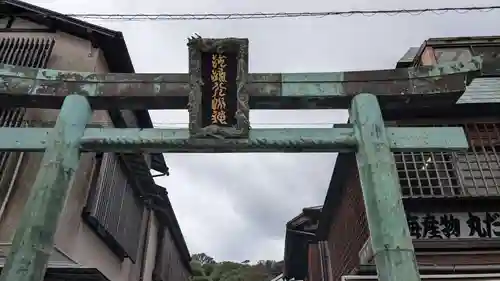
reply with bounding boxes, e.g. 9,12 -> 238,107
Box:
0,37 -> 482,281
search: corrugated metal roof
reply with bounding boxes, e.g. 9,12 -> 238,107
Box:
457,77 -> 500,104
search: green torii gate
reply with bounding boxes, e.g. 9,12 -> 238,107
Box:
0,37 -> 481,281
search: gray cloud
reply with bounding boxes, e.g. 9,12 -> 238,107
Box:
28,0 -> 500,262
153,110 -> 344,261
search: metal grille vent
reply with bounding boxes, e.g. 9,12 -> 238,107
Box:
395,122 -> 500,197
86,153 -> 143,262
0,37 -> 54,67
0,37 -> 55,206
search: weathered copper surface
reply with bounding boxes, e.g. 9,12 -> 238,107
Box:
0,126 -> 469,153
0,55 -> 488,110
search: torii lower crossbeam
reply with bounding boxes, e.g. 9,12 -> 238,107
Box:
0,126 -> 467,153
0,93 -> 469,281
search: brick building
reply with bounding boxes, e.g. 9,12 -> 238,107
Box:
284,35 -> 500,281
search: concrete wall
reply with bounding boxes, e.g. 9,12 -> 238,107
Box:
0,18 -> 154,281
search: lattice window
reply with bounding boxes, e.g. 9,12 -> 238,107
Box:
395,122 -> 500,198
457,123 -> 500,195
395,152 -> 460,197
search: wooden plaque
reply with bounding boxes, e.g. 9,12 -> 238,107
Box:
187,37 -> 249,139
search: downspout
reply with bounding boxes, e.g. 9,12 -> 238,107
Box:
319,241 -> 333,281
139,205 -> 152,281
317,242 -> 325,281
0,152 -> 24,221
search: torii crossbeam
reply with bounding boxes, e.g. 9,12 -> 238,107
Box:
0,39 -> 485,111
0,37 -> 485,281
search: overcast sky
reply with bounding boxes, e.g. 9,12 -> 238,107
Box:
27,0 -> 500,263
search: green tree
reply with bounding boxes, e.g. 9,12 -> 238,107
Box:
193,253 -> 217,265
190,253 -> 283,281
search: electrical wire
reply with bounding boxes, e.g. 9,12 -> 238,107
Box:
36,5 -> 500,21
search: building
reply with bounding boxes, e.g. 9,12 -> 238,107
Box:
0,1 -> 192,281
284,206 -> 324,281
284,36 -> 500,281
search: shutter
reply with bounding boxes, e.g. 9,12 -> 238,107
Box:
119,179 -> 144,260
0,37 -> 55,210
86,153 -> 144,262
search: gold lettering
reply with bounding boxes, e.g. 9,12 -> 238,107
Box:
209,53 -> 229,125
212,82 -> 227,94
212,97 -> 226,110
212,54 -> 227,69
211,110 -> 227,125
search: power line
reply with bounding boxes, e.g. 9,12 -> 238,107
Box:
60,5 -> 500,21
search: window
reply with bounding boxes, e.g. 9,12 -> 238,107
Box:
455,151 -> 500,195
83,153 -> 144,262
395,151 -> 460,197
456,123 -> 500,195
395,122 -> 500,198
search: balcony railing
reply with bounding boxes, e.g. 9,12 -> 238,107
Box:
394,122 -> 500,198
